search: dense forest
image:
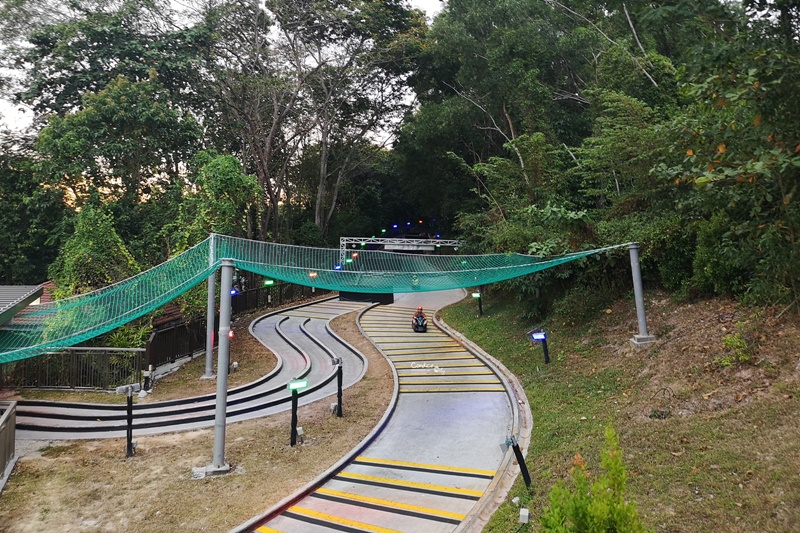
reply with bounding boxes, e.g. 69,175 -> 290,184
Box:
1,0 -> 798,317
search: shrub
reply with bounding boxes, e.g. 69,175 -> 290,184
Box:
540,426 -> 651,533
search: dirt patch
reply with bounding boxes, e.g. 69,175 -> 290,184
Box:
0,308 -> 392,533
586,293 -> 800,422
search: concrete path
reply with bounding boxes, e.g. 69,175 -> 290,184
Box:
240,290 -> 528,533
14,298 -> 370,439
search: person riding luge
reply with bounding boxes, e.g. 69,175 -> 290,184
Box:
412,306 -> 427,333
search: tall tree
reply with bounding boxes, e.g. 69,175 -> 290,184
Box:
48,204 -> 140,297
35,74 -> 201,209
0,132 -> 67,283
7,0 -> 213,118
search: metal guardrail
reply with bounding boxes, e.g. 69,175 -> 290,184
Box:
0,348 -> 143,391
0,401 -> 16,489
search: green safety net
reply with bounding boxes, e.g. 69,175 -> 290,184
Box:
0,234 -> 627,363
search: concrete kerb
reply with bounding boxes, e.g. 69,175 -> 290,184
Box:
227,302 -> 398,533
435,314 -> 534,533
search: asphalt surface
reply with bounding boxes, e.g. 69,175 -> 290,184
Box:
242,290 -> 525,533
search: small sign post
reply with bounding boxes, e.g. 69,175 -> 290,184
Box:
530,330 -> 550,364
288,379 -> 309,446
332,358 -> 343,417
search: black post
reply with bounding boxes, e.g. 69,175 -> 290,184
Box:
126,387 -> 134,457
336,364 -> 343,417
477,293 -> 483,316
511,438 -> 531,488
290,389 -> 298,446
542,338 -> 550,364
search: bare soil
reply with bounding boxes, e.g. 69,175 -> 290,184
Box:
0,310 -> 392,533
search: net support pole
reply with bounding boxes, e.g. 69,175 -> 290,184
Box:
202,271 -> 216,380
209,258 -> 233,474
629,243 -> 656,348
202,234 -> 217,380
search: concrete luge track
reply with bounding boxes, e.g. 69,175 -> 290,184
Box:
243,290 -> 528,533
14,298 -> 370,440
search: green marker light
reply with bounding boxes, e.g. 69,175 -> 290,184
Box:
287,379 -> 308,391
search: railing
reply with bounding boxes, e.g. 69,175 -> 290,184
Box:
0,348 -> 143,390
0,401 -> 17,484
145,318 -> 211,369
146,281 -> 329,369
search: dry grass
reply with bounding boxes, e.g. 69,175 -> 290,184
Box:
0,310 -> 393,533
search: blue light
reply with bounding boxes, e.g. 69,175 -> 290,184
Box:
334,263 -> 343,270
406,221 -> 411,226
435,234 -> 441,238
230,288 -> 238,296
531,331 -> 547,341
392,224 -> 398,229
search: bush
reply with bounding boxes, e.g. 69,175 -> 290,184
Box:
540,426 -> 650,533
690,211 -> 755,296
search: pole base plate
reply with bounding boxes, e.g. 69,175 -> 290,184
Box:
192,462 -> 231,479
630,334 -> 656,349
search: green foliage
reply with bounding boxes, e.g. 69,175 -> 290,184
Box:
540,426 -> 651,533
161,152 -> 259,252
105,322 -> 150,349
656,25 -> 800,307
595,213 -> 696,292
0,137 -> 67,283
717,319 -> 760,368
292,221 -> 327,247
35,74 -> 202,207
48,205 -> 140,297
690,211 -> 755,296
15,0 -> 213,116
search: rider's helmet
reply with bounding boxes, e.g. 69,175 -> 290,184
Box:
417,306 -> 423,312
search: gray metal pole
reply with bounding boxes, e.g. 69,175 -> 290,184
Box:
203,234 -> 217,380
211,259 -> 233,472
202,271 -> 216,379
629,243 -> 655,347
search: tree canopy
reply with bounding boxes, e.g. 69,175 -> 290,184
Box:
0,0 -> 796,314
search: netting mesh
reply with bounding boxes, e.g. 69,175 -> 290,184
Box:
0,234 -> 626,363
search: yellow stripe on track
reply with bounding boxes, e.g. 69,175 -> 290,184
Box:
286,506 -> 403,533
315,488 -> 467,521
388,355 -> 475,362
382,347 -> 464,355
372,338 -> 452,343
399,379 -> 501,385
397,370 -> 494,377
255,526 -> 283,533
394,362 -> 485,369
336,471 -> 484,498
400,387 -> 506,393
354,456 -> 496,477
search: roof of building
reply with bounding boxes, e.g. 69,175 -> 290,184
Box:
0,285 -> 44,327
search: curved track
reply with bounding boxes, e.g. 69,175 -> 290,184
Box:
14,298 -> 370,440
243,290 -> 523,533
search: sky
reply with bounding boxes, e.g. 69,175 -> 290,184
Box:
410,0 -> 444,19
0,0 -> 445,131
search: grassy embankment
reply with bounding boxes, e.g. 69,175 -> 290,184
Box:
439,291 -> 800,532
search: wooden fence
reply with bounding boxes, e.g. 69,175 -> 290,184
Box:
0,401 -> 16,489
